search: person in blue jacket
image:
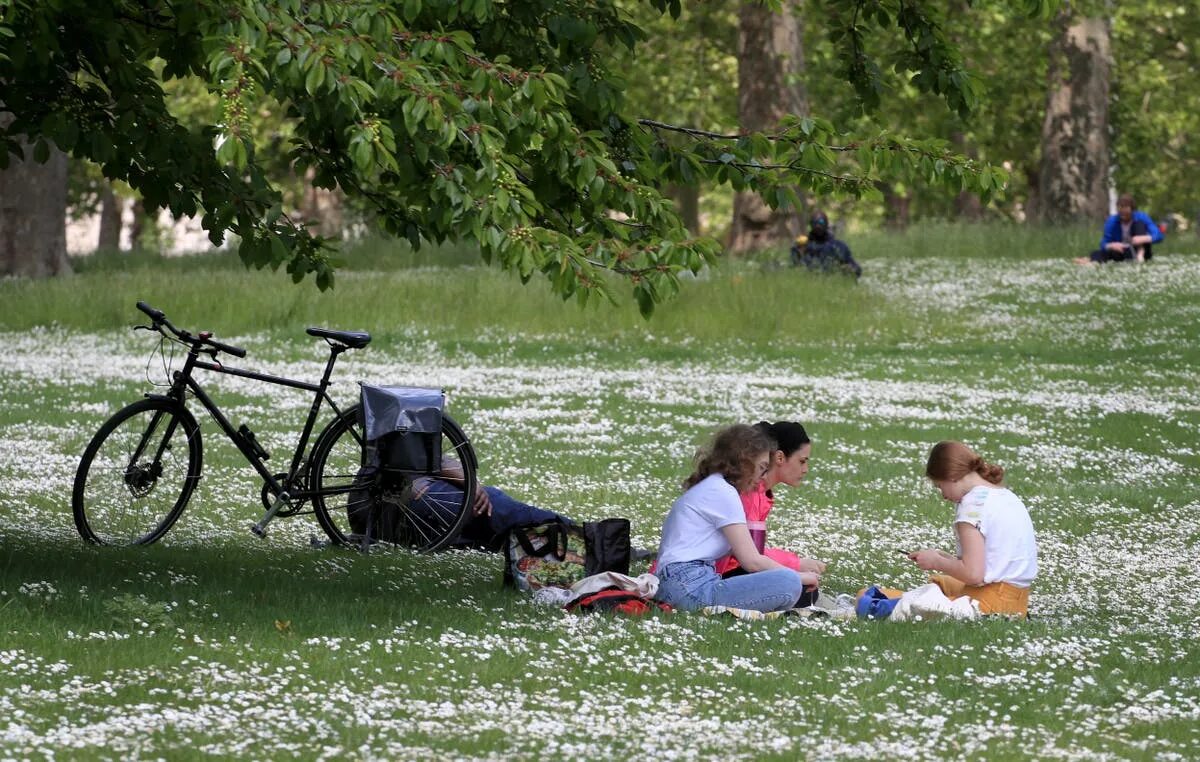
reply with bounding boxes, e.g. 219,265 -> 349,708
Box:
1075,193 -> 1163,264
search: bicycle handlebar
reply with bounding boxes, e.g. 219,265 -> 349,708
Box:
200,334 -> 247,359
136,301 -> 247,359
136,301 -> 166,322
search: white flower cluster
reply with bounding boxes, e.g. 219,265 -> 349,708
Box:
16,581 -> 58,601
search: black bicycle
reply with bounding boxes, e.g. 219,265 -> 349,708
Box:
71,302 -> 477,550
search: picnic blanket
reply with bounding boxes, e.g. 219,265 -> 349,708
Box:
700,606 -> 785,621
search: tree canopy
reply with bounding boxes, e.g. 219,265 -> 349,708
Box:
0,0 -> 1050,312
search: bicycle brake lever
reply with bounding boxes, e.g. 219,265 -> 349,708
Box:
134,324 -> 155,332
202,346 -> 223,365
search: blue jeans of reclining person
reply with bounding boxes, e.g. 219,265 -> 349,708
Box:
411,479 -> 571,550
656,560 -> 804,612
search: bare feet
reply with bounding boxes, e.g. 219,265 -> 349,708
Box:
1073,257 -> 1096,266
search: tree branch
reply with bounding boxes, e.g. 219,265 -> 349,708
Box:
699,158 -> 864,184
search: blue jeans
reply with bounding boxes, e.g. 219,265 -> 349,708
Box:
656,560 -> 804,612
412,480 -> 569,549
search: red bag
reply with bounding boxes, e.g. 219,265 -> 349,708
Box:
565,589 -> 672,616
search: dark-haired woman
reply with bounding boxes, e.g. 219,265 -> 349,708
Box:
907,440 -> 1037,616
715,421 -> 828,581
654,424 -> 818,612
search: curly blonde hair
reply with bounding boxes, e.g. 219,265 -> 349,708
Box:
684,424 -> 776,494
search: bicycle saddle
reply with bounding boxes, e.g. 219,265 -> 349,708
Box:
306,328 -> 372,348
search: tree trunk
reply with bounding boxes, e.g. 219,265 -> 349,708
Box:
880,183 -> 911,230
0,129 -> 71,277
301,167 -> 345,237
129,197 -> 148,249
728,1 -> 806,254
1023,165 -> 1041,223
97,182 -> 123,250
1036,15 -> 1111,223
669,184 -> 701,234
951,132 -> 983,221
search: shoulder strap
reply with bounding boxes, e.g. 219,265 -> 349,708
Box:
512,521 -> 569,561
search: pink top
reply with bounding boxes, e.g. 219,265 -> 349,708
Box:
741,481 -> 773,552
713,482 -> 778,574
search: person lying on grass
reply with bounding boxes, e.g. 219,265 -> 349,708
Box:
654,424 -> 819,613
408,461 -> 573,551
906,440 -> 1038,617
714,421 -> 827,607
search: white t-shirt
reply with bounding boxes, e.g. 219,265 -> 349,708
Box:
656,474 -> 746,568
954,485 -> 1038,588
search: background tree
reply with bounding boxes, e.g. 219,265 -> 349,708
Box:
96,180 -> 124,250
1036,11 -> 1111,223
0,113 -> 70,277
0,0 -> 1035,310
1109,2 -> 1200,224
843,1 -> 1050,225
620,1 -> 738,235
727,0 -> 807,253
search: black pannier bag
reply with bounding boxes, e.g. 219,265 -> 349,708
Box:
361,385 -> 444,473
350,385 -> 445,543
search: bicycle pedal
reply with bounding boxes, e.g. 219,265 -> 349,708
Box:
250,523 -> 267,538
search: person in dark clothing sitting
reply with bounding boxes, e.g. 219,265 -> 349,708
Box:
1074,193 -> 1164,265
791,211 -> 862,278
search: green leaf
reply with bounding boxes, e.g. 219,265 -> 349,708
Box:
305,62 -> 325,95
351,139 -> 373,171
634,283 -> 655,319
269,234 -> 288,264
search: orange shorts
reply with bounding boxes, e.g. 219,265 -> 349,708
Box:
930,574 -> 1030,617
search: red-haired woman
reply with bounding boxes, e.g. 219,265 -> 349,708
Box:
908,441 -> 1038,616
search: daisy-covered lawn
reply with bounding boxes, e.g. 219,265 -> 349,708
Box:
2,252 -> 1199,760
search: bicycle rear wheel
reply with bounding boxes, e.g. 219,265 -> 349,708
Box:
72,397 -> 203,545
308,404 -> 477,552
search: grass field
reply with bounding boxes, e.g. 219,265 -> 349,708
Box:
2,226 -> 1199,760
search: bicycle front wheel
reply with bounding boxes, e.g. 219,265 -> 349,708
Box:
308,405 -> 477,552
72,397 -> 203,545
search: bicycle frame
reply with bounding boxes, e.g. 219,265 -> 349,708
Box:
161,339 -> 362,535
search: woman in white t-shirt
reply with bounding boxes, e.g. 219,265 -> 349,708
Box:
655,425 -> 820,612
908,441 -> 1038,616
